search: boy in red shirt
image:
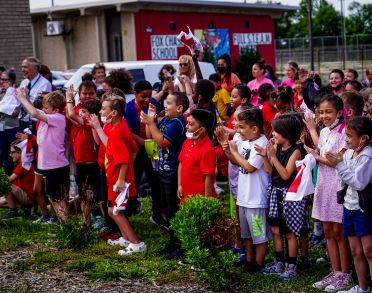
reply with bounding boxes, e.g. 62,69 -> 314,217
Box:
0,140 -> 35,219
258,83 -> 278,138
100,94 -> 146,255
66,87 -> 102,228
178,109 -> 216,200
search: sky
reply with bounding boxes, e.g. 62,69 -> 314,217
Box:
29,0 -> 372,14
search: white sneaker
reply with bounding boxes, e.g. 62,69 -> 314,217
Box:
107,237 -> 131,247
338,285 -> 370,293
118,242 -> 147,255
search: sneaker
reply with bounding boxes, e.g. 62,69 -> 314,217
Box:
107,237 -> 131,247
278,263 -> 297,281
325,272 -> 353,292
160,242 -> 180,255
149,214 -> 169,231
260,261 -> 285,275
338,285 -> 371,293
178,259 -> 188,266
190,264 -> 205,272
45,216 -> 58,224
229,247 -> 245,254
297,260 -> 311,272
313,271 -> 339,289
33,214 -> 51,224
237,254 -> 247,265
166,248 -> 183,260
2,210 -> 22,220
244,261 -> 263,273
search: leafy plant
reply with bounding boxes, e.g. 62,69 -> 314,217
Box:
234,48 -> 261,83
55,217 -> 98,250
0,168 -> 11,196
171,195 -> 238,291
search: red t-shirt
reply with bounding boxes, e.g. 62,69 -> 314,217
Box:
13,163 -> 35,201
105,121 -> 136,201
97,118 -> 138,169
262,101 -> 278,139
178,135 -> 216,199
227,113 -> 235,129
71,122 -> 97,163
70,104 -> 97,163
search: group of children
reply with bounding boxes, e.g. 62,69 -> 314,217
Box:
0,57 -> 372,293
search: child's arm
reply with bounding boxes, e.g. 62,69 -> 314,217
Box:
221,140 -> 239,165
305,145 -> 346,168
87,114 -> 107,146
270,143 -> 301,181
177,162 -> 183,199
115,163 -> 128,190
303,116 -> 319,147
66,85 -> 84,125
8,173 -> 19,183
254,143 -> 273,175
327,152 -> 372,191
16,88 -> 47,123
228,140 -> 257,173
205,174 -> 214,197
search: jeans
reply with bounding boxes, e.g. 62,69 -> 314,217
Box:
159,171 -> 180,223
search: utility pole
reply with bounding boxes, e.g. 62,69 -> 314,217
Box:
308,0 -> 314,70
340,0 -> 347,69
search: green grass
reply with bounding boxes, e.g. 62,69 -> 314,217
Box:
0,194 -> 331,292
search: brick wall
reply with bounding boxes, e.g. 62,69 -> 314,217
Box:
0,0 -> 33,83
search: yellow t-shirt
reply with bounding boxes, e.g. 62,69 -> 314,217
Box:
212,88 -> 231,121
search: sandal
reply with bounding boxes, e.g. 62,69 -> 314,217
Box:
118,242 -> 147,255
108,237 -> 131,247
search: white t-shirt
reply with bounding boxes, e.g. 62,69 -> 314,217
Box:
20,74 -> 52,102
228,133 -> 242,199
236,134 -> 269,208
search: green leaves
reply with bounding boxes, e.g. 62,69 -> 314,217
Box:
0,168 -> 11,196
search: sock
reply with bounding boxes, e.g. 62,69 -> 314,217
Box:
275,251 -> 285,263
287,257 -> 297,265
314,221 -> 323,237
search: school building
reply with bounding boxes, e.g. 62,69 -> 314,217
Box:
30,0 -> 297,71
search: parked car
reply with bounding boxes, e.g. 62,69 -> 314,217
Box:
51,70 -> 68,90
65,60 -> 216,102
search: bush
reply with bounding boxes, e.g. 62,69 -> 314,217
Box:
170,195 -> 238,291
55,217 -> 98,250
0,168 -> 11,196
234,48 -> 261,83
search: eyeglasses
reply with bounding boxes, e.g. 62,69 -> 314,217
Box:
179,63 -> 189,67
10,150 -> 20,155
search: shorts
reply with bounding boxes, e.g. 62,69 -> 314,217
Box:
34,168 -> 46,177
239,206 -> 272,244
76,162 -> 100,202
42,165 -> 70,201
343,207 -> 372,237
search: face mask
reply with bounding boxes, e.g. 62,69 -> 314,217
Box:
217,66 -> 227,74
185,127 -> 202,140
329,117 -> 340,129
101,111 -> 113,124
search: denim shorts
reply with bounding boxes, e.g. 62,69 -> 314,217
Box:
343,207 -> 372,237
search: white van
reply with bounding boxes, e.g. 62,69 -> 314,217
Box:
65,60 -> 216,102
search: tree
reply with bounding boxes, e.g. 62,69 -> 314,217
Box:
312,0 -> 341,36
346,2 -> 372,35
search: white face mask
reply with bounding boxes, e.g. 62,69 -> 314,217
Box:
101,111 -> 113,124
185,127 -> 202,140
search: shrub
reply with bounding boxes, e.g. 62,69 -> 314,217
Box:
55,217 -> 98,250
0,168 -> 11,196
171,195 -> 238,291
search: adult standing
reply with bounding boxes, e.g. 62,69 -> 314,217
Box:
19,57 -> 52,102
216,54 -> 241,93
247,59 -> 274,107
362,68 -> 372,88
0,70 -> 20,174
279,61 -> 299,89
91,62 -> 106,90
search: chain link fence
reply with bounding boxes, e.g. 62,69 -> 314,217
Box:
275,34 -> 372,80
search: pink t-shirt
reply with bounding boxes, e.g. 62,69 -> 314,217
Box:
37,111 -> 69,170
247,77 -> 274,107
279,78 -> 295,88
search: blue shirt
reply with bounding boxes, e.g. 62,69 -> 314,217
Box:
157,115 -> 187,174
125,98 -> 158,136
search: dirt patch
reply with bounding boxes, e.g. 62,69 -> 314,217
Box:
0,246 -> 213,293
